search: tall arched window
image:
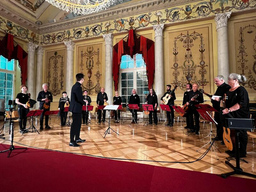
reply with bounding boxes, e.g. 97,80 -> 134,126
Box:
0,56 -> 15,110
120,54 -> 148,105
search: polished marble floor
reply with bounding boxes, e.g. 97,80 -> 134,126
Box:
1,114 -> 255,179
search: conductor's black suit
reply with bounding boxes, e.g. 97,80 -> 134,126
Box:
69,82 -> 83,143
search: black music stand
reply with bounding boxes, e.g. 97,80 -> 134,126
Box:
142,104 -> 154,126
45,110 -> 59,127
221,118 -> 256,179
82,105 -> 94,124
26,110 -> 43,134
0,108 -> 27,157
160,104 -> 171,124
103,105 -> 119,138
128,104 -> 139,124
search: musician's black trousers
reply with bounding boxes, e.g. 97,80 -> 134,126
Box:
60,110 -> 67,126
18,107 -> 29,130
97,110 -> 106,122
130,110 -> 138,122
188,108 -> 200,133
40,108 -> 49,128
166,107 -> 174,125
82,111 -> 89,124
114,110 -> 120,120
70,113 -> 81,143
149,110 -> 157,124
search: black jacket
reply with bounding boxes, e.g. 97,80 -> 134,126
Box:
129,94 -> 140,105
97,92 -> 108,105
69,82 -> 83,113
37,91 -> 53,109
211,82 -> 230,111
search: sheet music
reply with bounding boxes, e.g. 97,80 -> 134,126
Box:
104,105 -> 119,111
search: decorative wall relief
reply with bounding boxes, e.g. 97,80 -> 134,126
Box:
78,45 -> 102,95
236,23 -> 256,90
46,50 -> 65,96
170,29 -> 210,91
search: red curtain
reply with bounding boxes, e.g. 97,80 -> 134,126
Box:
112,29 -> 155,90
0,34 -> 28,84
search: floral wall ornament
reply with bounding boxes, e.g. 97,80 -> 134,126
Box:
47,51 -> 65,96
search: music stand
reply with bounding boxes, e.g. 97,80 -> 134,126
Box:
142,104 -> 154,125
221,118 -> 256,179
160,104 -> 171,124
172,106 -> 186,119
103,105 -> 119,138
45,110 -> 60,127
26,110 -> 43,134
0,108 -> 27,157
128,104 -> 139,124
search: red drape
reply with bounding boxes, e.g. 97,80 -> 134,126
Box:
112,29 -> 155,91
0,34 -> 28,84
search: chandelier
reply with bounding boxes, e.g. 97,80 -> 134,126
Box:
45,0 -> 125,15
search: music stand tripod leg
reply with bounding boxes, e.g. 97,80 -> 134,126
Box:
103,110 -> 119,138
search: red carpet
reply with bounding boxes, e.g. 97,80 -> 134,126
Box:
0,144 -> 255,192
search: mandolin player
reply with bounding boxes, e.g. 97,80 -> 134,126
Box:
161,84 -> 176,127
37,83 -> 53,130
146,88 -> 158,125
15,85 -> 30,134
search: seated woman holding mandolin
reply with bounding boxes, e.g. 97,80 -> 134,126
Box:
146,89 -> 158,125
222,73 -> 249,158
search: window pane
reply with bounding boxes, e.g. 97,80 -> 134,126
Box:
120,55 -> 133,69
7,81 -> 12,88
0,72 -> 6,80
121,80 -> 127,87
0,81 -> 5,88
6,60 -> 14,71
128,80 -> 133,87
7,74 -> 13,81
128,73 -> 133,79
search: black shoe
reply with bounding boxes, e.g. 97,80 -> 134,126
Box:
149,122 -> 152,125
40,127 -> 43,131
131,121 -> 135,124
76,138 -> 86,143
195,132 -> 199,135
188,129 -> 195,133
102,119 -> 105,122
69,142 -> 80,147
45,126 -> 51,130
184,126 -> 189,129
169,124 -> 173,127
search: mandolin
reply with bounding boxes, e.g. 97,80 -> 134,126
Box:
26,93 -> 31,108
162,85 -> 178,105
43,95 -> 50,109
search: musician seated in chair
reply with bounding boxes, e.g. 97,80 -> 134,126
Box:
129,89 -> 140,124
222,73 -> 249,158
15,85 -> 30,133
146,88 -> 158,125
58,91 -> 70,126
37,83 -> 53,130
185,83 -> 204,135
161,84 -> 176,127
113,91 -> 122,123
82,90 -> 91,125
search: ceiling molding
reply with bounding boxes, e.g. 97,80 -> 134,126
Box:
38,0 -> 200,34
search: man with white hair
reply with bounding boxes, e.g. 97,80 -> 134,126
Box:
212,75 -> 230,142
37,83 -> 53,130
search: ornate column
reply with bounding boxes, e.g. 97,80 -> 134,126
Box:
64,40 -> 75,96
36,46 -> 44,100
103,33 -> 113,104
27,42 -> 38,100
215,12 -> 231,81
153,24 -> 165,102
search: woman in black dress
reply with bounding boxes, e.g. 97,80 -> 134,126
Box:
222,73 -> 249,157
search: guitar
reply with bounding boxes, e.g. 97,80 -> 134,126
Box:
26,93 -> 31,108
64,97 -> 70,108
162,85 -> 178,104
221,93 -> 233,151
182,89 -> 203,116
43,95 -> 50,110
201,90 -> 212,99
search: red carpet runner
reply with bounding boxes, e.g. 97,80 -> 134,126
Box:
0,144 -> 255,192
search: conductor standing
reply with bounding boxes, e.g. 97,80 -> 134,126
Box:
69,73 -> 86,147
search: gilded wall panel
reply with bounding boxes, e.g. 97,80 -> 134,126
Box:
234,20 -> 256,93
167,26 -> 211,94
77,44 -> 103,96
45,49 -> 66,96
